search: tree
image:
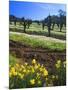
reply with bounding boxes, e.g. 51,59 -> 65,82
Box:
9,15 -> 17,25
58,9 -> 66,32
58,9 -> 66,16
21,17 -> 27,33
42,20 -> 45,30
47,14 -> 52,36
51,15 -> 59,30
14,18 -> 17,26
27,19 -> 32,29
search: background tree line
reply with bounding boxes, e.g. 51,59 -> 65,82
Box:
9,9 -> 66,37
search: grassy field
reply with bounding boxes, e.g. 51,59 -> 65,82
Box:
10,22 -> 66,40
9,32 -> 66,51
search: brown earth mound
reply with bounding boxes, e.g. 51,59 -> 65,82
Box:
9,40 -> 66,72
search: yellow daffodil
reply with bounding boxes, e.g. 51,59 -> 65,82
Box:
30,79 -> 35,85
27,70 -> 30,73
38,63 -> 40,67
57,60 -> 61,64
18,73 -> 24,79
52,75 -> 55,79
16,63 -> 19,67
45,77 -> 48,81
25,62 -> 28,66
12,71 -> 17,76
37,73 -> 40,77
43,69 -> 48,77
11,67 -> 15,73
34,64 -> 38,69
32,59 -> 36,64
23,69 -> 26,73
31,68 -> 35,73
55,63 -> 60,68
39,68 -> 42,72
19,68 -> 22,71
37,80 -> 41,85
10,67 -> 17,76
21,65 -> 25,69
36,73 -> 40,79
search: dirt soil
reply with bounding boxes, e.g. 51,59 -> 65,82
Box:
9,40 -> 66,72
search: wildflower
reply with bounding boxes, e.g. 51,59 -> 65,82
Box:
23,69 -> 26,73
57,60 -> 61,64
16,63 -> 19,67
21,65 -> 24,69
52,75 -> 55,79
19,68 -> 22,71
55,63 -> 60,68
45,77 -> 48,81
43,69 -> 48,77
27,70 -> 30,73
18,73 -> 24,79
37,80 -> 41,85
11,67 -> 15,73
32,59 -> 36,64
25,62 -> 28,66
37,63 -> 40,67
12,71 -> 17,76
36,73 -> 40,79
31,68 -> 35,73
39,68 -> 43,72
37,73 -> 40,77
30,79 -> 35,85
63,61 -> 66,68
34,64 -> 38,69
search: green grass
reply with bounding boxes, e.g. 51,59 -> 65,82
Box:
9,22 -> 66,40
9,54 -> 17,66
9,33 -> 66,51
